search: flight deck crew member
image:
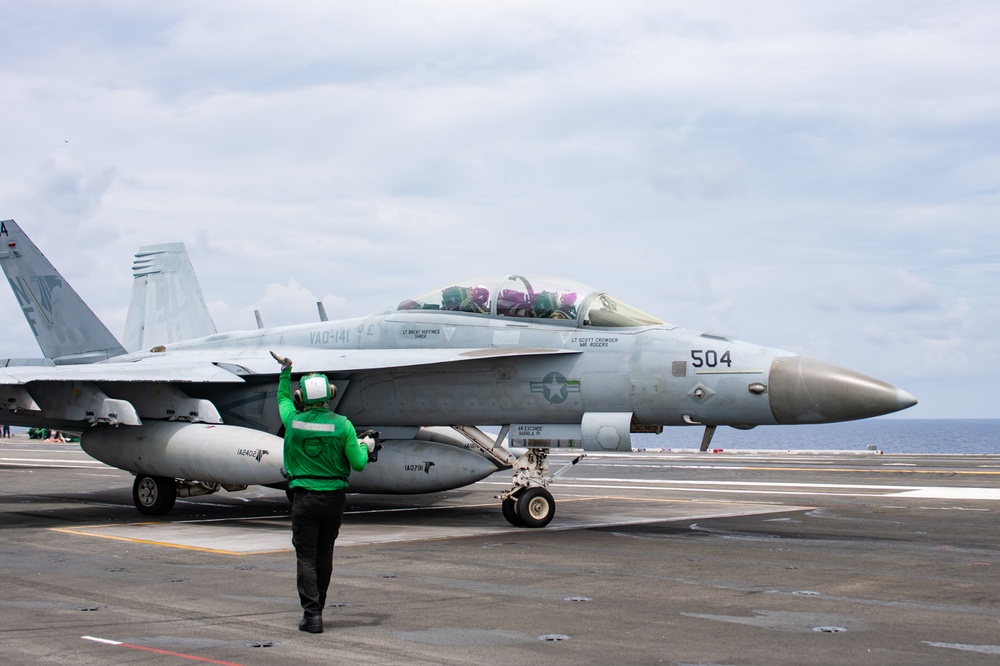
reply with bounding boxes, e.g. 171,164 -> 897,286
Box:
271,351 -> 374,634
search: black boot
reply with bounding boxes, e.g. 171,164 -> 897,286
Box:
298,613 -> 323,633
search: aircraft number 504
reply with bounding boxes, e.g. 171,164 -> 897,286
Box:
690,349 -> 732,368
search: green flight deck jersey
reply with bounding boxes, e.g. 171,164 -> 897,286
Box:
277,366 -> 368,491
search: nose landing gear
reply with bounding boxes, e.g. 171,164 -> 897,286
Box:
502,486 -> 556,527
448,425 -> 584,528
497,448 -> 585,528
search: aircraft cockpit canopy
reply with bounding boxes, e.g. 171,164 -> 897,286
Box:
396,275 -> 664,328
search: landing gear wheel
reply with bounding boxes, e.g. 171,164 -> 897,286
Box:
133,475 -> 177,516
501,493 -> 524,526
516,487 -> 555,528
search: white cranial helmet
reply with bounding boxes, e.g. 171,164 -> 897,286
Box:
300,373 -> 332,404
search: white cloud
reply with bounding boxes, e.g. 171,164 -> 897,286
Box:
1,1 -> 998,418
849,268 -> 940,313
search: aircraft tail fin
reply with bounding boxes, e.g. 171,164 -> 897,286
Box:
0,219 -> 128,364
122,242 -> 217,352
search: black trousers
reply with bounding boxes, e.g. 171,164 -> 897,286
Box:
291,488 -> 346,616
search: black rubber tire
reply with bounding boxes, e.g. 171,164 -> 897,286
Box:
516,487 -> 555,528
501,494 -> 524,526
133,475 -> 177,516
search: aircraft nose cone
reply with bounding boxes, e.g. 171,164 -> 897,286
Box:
768,355 -> 917,424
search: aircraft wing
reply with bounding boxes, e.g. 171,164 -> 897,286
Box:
0,346 -> 580,429
0,361 -> 248,384
0,347 -> 580,385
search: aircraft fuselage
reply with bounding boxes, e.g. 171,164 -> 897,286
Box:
152,307 -> 912,445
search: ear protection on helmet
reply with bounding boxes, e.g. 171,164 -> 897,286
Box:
300,373 -> 332,404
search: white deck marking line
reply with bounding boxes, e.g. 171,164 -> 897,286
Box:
893,488 -> 1000,500
82,636 -> 122,645
565,477 -> 921,490
81,636 -> 244,665
480,479 -> 1000,499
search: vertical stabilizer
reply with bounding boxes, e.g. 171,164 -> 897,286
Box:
123,242 -> 217,352
0,219 -> 127,364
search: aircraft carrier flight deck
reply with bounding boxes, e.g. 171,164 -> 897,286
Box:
2,437 -> 999,665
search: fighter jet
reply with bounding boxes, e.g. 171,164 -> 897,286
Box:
0,219 -> 917,526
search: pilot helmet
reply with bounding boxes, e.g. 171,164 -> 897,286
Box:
470,285 -> 489,305
533,291 -> 556,313
442,286 -> 465,309
300,373 -> 333,405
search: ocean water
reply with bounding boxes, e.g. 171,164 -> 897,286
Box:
630,419 -> 1000,455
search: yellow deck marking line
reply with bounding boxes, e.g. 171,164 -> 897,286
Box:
49,527 -> 290,555
48,495 -> 802,552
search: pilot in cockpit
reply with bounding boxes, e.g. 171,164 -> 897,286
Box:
558,292 -> 578,319
441,286 -> 466,311
460,285 -> 490,314
531,291 -> 558,318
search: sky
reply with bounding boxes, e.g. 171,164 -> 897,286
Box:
1,1 -> 998,419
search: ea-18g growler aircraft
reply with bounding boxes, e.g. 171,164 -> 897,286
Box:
0,219 -> 917,527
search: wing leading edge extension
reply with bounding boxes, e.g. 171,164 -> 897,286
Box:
0,346 -> 580,385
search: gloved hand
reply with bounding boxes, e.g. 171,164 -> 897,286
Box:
270,351 -> 292,369
360,436 -> 376,453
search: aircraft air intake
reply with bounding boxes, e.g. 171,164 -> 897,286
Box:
767,355 -> 918,424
